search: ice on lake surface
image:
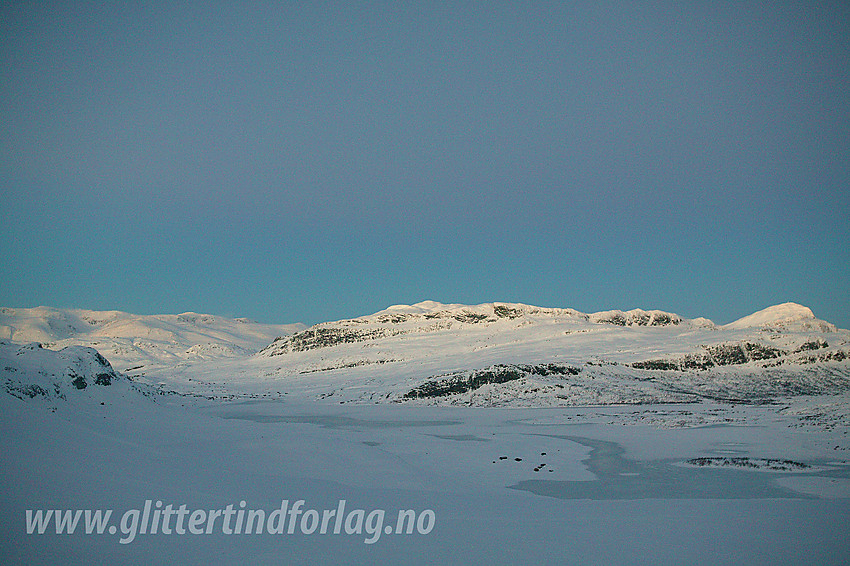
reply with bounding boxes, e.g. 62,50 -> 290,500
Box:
510,435 -> 850,500
217,411 -> 462,429
215,402 -> 850,501
4,396 -> 850,565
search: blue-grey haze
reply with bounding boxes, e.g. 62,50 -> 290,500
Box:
1,1 -> 848,327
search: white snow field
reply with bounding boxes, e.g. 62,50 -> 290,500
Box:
2,302 -> 849,564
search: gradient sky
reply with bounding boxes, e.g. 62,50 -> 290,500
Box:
1,1 -> 848,327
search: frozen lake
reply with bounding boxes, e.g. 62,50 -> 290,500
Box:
3,396 -> 849,565
215,401 -> 850,502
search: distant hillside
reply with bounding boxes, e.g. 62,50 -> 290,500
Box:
0,306 -> 304,375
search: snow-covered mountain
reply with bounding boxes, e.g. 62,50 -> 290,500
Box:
141,300 -> 848,406
259,300 -> 845,364
0,306 -> 304,375
722,302 -> 837,332
3,301 -> 848,407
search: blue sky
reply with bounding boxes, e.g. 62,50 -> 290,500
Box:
1,1 -> 848,327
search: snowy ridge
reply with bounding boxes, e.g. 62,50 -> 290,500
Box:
366,301 -> 690,327
259,302 -> 693,357
0,306 -> 304,374
375,301 -> 585,319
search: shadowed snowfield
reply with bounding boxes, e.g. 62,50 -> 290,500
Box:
3,395 -> 850,564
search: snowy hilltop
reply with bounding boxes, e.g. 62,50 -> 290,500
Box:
0,340 -> 153,407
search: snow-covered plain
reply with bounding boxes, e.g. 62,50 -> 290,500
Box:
2,302 -> 849,564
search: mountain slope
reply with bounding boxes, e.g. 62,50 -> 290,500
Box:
0,340 -> 150,405
157,301 -> 850,406
258,301 -> 695,357
0,306 -> 304,375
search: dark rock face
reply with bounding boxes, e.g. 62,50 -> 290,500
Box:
631,342 -> 786,371
71,373 -> 87,389
93,352 -> 111,368
418,310 -> 491,323
517,363 -> 581,377
264,327 -> 395,355
494,305 -> 523,319
594,311 -> 681,327
630,359 -> 681,371
796,339 -> 828,352
7,383 -> 48,399
799,349 -> 848,363
94,373 -> 114,385
404,367 -> 524,399
376,313 -> 411,324
404,363 -> 581,399
451,312 -> 490,324
686,457 -> 809,471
